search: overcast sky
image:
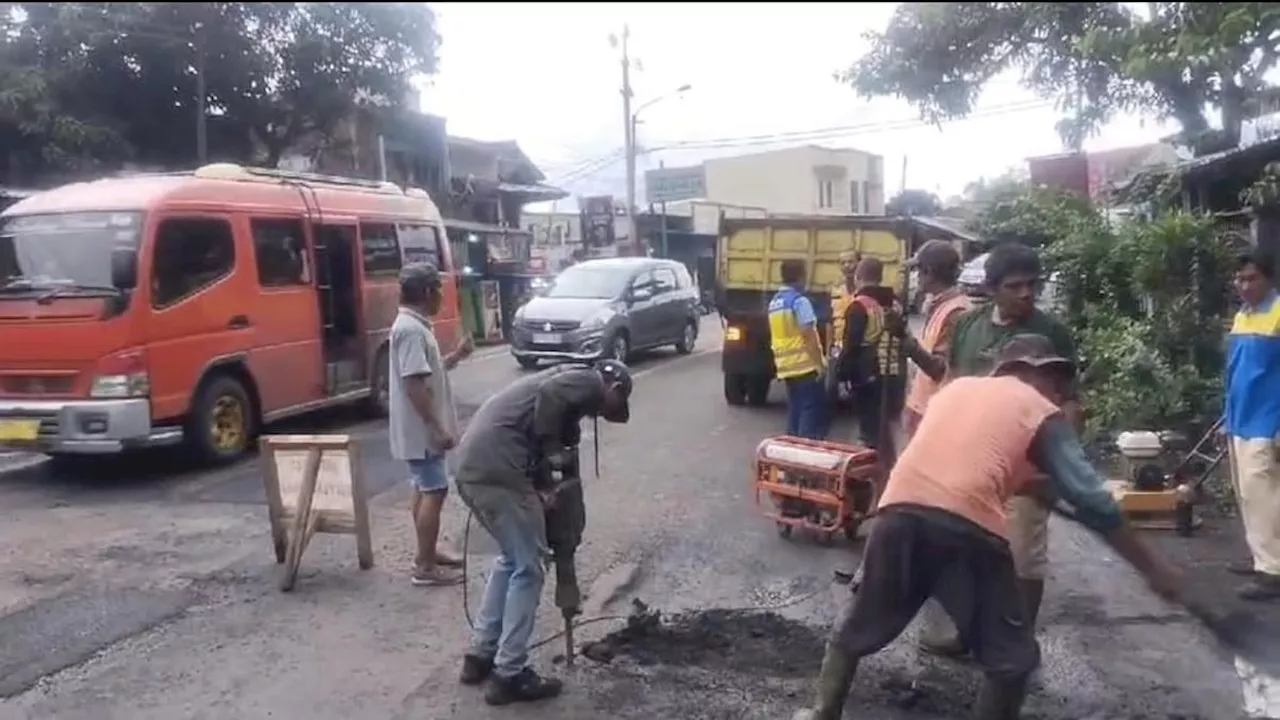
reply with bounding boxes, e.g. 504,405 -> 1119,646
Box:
421,2 -> 1175,210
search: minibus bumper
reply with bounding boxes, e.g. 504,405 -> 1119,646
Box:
0,398 -> 183,454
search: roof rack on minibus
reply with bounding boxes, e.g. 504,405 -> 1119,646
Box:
192,162 -> 420,197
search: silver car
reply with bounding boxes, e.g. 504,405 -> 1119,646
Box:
509,257 -> 701,369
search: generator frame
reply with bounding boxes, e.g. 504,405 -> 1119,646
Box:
753,435 -> 882,544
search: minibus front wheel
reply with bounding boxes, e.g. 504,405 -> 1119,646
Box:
188,374 -> 256,464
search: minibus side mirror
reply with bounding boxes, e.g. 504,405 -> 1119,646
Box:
110,247 -> 138,290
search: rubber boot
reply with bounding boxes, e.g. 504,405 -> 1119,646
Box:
1018,578 -> 1045,628
791,643 -> 857,720
972,675 -> 1029,720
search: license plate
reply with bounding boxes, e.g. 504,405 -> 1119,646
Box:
0,419 -> 40,442
532,333 -> 562,344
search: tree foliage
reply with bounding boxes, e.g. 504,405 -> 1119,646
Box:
846,2 -> 1280,152
886,188 -> 943,217
0,2 -> 440,183
979,191 -> 1234,437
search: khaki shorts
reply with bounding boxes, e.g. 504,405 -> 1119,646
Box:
1006,495 -> 1050,580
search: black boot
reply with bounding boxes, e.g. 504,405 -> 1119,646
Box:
972,676 -> 1029,720
484,667 -> 563,706
792,644 -> 857,720
459,654 -> 493,686
1018,578 -> 1045,628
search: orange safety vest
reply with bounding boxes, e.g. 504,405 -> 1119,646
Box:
905,291 -> 972,417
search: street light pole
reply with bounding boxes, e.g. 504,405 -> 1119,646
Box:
194,24 -> 208,165
619,25 -> 637,252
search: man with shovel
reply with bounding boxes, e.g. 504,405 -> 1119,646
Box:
792,334 -> 1187,720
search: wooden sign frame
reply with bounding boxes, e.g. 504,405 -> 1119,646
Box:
260,434 -> 374,591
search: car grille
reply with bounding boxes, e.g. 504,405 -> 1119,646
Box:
520,319 -> 581,332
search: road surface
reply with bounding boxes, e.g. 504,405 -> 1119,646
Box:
0,317 -> 1262,719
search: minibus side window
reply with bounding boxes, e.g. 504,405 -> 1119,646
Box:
396,223 -> 445,270
360,222 -> 401,277
152,218 -> 235,308
250,218 -> 310,287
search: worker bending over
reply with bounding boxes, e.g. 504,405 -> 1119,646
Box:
915,242 -> 1078,658
454,360 -> 633,706
792,334 -> 1184,720
769,259 -> 829,439
828,257 -> 902,450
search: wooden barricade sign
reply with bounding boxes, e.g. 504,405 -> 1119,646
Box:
259,434 -> 374,591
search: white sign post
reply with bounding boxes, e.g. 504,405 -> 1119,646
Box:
260,434 -> 374,591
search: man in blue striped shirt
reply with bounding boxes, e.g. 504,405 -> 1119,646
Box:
1225,250 -> 1280,601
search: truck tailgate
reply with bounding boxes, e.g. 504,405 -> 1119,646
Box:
719,216 -> 907,294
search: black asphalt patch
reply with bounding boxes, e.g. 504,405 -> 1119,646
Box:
580,606 -> 1212,720
0,584 -> 197,697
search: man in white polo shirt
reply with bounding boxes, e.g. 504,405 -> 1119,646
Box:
390,262 -> 473,586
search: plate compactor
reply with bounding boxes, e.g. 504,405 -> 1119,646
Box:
753,436 -> 882,545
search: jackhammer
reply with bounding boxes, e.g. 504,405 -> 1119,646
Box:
537,444 -> 587,667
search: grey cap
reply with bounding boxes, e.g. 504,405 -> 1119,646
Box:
989,333 -> 1074,376
908,239 -> 960,270
400,261 -> 442,290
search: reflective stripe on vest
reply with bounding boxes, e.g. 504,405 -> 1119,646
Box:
769,289 -> 819,379
851,295 -> 902,376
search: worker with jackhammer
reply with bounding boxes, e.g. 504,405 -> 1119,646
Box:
792,334 -> 1187,720
453,359 -> 633,706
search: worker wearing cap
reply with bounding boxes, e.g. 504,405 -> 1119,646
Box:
389,262 -> 474,587
793,334 -> 1185,720
895,239 -> 971,438
453,359 -> 632,706
910,242 -> 1079,658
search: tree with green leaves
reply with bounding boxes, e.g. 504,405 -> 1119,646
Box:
885,188 -> 943,217
0,2 -> 440,184
846,3 -> 1280,153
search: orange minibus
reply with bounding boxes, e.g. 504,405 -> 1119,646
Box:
0,163 -> 463,464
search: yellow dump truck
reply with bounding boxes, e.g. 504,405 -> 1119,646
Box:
716,215 -> 910,406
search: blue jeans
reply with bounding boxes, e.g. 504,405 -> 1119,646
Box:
785,373 -> 829,440
407,455 -> 450,493
463,486 -> 548,678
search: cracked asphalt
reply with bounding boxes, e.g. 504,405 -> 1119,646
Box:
0,315 -> 1266,719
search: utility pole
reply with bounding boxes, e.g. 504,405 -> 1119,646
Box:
619,24 -> 637,252
194,22 -> 208,165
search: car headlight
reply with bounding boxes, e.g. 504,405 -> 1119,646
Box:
582,311 -> 611,330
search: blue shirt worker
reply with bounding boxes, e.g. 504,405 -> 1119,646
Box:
769,259 -> 829,439
1225,250 -> 1280,601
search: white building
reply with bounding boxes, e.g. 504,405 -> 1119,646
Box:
645,145 -> 886,216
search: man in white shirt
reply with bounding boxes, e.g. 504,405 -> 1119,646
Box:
389,262 -> 473,586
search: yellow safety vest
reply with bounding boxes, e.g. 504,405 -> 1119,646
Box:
768,288 -> 821,379
829,287 -> 884,356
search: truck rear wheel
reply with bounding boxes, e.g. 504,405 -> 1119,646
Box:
746,376 -> 771,407
723,374 -> 748,406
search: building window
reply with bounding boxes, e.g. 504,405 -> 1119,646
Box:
818,180 -> 834,209
850,181 -> 862,213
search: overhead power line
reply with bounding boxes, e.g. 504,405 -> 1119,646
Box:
546,99 -> 1055,189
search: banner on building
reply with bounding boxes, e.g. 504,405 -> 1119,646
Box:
580,195 -> 616,252
645,164 -> 705,204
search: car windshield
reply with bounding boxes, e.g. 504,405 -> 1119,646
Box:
0,211 -> 142,292
544,265 -> 630,299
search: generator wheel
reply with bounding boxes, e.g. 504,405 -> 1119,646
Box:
815,530 -> 836,547
776,522 -> 793,539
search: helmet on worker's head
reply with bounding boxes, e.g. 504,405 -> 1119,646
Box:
593,358 -> 632,424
